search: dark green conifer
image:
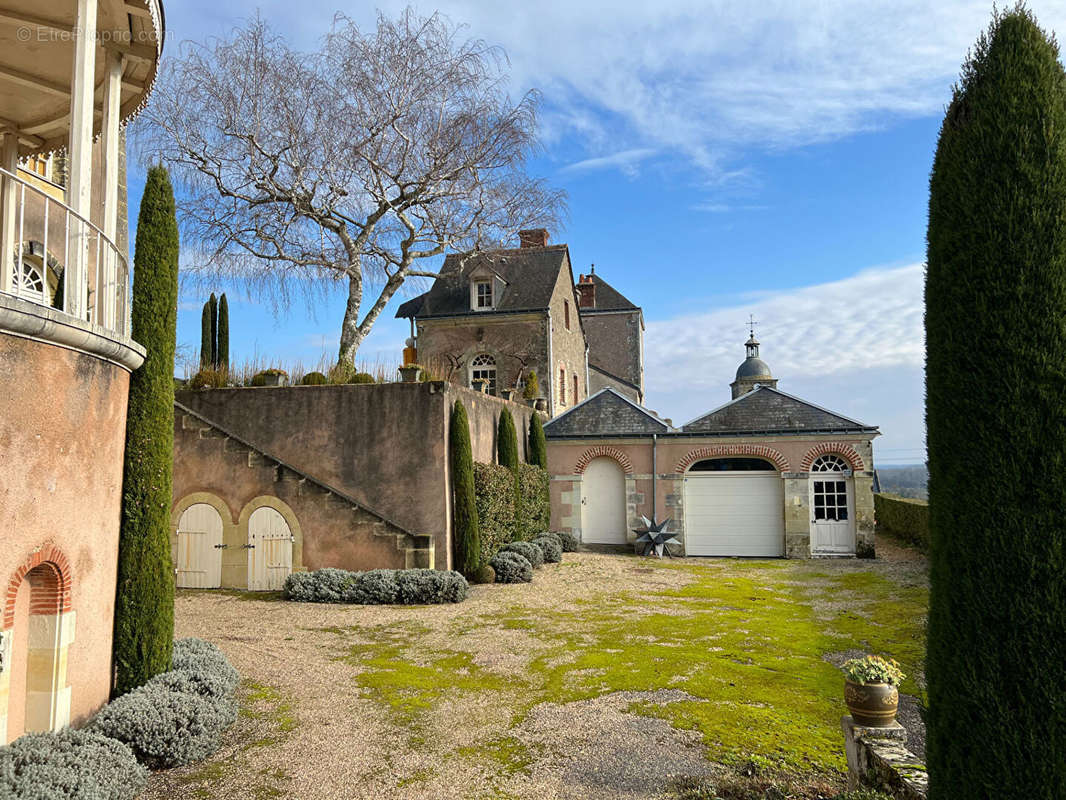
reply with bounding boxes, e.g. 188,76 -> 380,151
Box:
207,292 -> 218,368
527,413 -> 547,468
925,7 -> 1066,797
200,300 -> 211,369
217,293 -> 229,371
113,165 -> 178,695
450,401 -> 481,575
497,409 -> 520,469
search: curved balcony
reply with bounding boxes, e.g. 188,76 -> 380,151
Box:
0,165 -> 128,334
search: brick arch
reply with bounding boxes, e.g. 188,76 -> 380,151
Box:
801,443 -> 865,472
4,545 -> 73,630
574,446 -> 634,476
675,445 -> 791,473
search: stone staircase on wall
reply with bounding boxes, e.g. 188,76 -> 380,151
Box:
176,402 -> 434,569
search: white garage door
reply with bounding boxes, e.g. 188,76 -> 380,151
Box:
684,473 -> 784,557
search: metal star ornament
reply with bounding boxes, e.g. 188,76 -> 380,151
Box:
633,516 -> 678,558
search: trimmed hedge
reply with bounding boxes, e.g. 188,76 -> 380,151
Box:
500,541 -> 543,568
0,729 -> 147,799
301,371 -> 328,385
533,535 -> 563,563
474,462 -> 517,560
489,551 -> 533,584
874,494 -> 928,550
517,464 -> 550,540
551,530 -> 579,552
88,637 -> 238,770
283,567 -> 468,605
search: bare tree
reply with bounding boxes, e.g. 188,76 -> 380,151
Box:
137,9 -> 565,365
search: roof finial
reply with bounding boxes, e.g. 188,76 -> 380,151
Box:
748,313 -> 757,339
590,263 -> 595,274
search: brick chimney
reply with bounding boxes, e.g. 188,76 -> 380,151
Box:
576,273 -> 596,309
518,228 -> 549,248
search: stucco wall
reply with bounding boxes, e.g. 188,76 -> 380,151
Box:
176,382 -> 535,571
547,434 -> 876,559
0,331 -> 131,739
171,411 -> 426,587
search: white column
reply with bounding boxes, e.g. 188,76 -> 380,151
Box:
101,50 -> 124,330
66,0 -> 98,320
0,133 -> 18,294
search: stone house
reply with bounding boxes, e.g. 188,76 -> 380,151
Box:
396,229 -> 644,417
576,270 -> 645,404
544,335 -> 879,559
0,0 -> 163,744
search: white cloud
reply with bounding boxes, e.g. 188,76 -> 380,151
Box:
644,263 -> 925,460
561,148 -> 657,176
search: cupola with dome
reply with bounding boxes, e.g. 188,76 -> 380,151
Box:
730,324 -> 778,399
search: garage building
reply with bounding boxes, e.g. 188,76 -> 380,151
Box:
544,335 -> 879,558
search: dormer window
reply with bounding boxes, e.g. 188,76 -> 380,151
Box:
474,280 -> 493,310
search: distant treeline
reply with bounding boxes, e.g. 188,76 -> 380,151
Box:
876,465 -> 928,500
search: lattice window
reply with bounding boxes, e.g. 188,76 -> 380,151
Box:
470,353 -> 497,394
15,260 -> 46,304
475,281 -> 493,309
812,478 -> 849,521
811,454 -> 849,472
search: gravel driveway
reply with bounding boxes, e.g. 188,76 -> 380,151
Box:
142,544 -> 927,800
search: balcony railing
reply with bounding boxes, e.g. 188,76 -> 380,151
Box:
0,166 -> 130,339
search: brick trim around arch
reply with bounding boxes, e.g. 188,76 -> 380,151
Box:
801,443 -> 865,472
4,545 -> 73,630
574,446 -> 634,475
675,445 -> 791,473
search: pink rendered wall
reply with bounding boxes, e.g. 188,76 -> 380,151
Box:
0,332 -> 131,728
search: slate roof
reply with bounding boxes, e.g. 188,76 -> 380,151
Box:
589,363 -> 641,393
396,245 -> 569,319
681,386 -> 877,435
544,388 -> 674,437
578,273 -> 640,312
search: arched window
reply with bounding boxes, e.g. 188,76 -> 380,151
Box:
811,454 -> 849,472
14,260 -> 46,304
469,353 -> 497,394
689,457 -> 776,472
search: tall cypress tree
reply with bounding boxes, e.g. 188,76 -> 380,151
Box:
207,292 -> 218,369
527,413 -> 547,468
113,165 -> 179,695
200,300 -> 212,369
925,7 -> 1066,797
217,293 -> 229,372
497,409 -> 520,469
450,401 -> 480,575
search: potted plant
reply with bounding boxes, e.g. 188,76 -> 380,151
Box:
523,370 -> 540,405
533,397 -> 546,411
472,378 -> 489,394
398,363 -> 423,383
500,388 -> 515,401
842,654 -> 905,727
251,368 -> 288,387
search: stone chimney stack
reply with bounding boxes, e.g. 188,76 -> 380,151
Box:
576,273 -> 596,309
518,228 -> 549,248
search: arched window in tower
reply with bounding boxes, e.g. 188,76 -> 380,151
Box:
14,260 -> 46,304
469,353 -> 497,395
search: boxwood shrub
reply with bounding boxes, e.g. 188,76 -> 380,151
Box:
171,638 -> 239,694
517,464 -> 550,540
0,728 -> 147,800
474,462 -> 517,559
489,551 -> 533,584
283,568 -> 468,605
550,530 -> 579,552
500,540 -> 543,568
533,535 -> 563,563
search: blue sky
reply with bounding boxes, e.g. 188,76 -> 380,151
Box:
127,0 -> 1066,465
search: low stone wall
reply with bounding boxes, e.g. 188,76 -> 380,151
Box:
841,716 -> 928,799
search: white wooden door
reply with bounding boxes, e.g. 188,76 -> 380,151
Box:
175,504 -> 223,588
809,475 -> 855,554
684,473 -> 785,557
581,457 -> 627,544
247,506 -> 293,590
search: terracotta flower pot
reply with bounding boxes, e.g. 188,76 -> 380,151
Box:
844,679 -> 899,727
